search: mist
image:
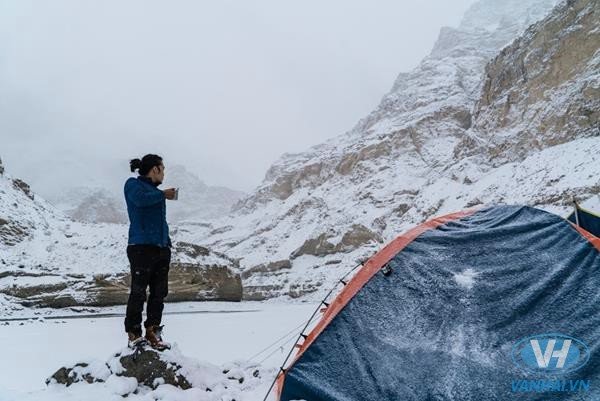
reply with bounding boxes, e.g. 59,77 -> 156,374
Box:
0,0 -> 475,195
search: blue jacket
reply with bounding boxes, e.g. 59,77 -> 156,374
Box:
124,176 -> 171,248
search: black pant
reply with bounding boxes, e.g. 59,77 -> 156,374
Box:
124,244 -> 171,335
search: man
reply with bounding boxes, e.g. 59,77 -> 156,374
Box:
124,154 -> 177,350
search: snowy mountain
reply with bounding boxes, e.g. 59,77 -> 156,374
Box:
0,158 -> 242,314
161,164 -> 247,223
48,186 -> 129,224
173,0 -> 599,300
2,0 -> 598,307
44,164 -> 245,224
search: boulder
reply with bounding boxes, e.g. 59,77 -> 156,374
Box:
46,346 -> 263,397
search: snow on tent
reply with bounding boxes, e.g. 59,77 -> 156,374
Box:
273,205 -> 600,401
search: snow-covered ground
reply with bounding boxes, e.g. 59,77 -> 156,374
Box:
0,301 -> 316,401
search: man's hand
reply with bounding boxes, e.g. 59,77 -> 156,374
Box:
163,188 -> 177,200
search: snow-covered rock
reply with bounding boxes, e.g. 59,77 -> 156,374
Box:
43,346 -> 266,401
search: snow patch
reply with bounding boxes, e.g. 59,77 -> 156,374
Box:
453,268 -> 479,290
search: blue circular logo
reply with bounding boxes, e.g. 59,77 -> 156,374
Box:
512,333 -> 590,374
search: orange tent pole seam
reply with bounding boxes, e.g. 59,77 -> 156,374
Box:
570,223 -> 600,252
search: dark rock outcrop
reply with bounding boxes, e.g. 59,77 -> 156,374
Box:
0,217 -> 31,246
290,233 -> 337,259
290,225 -> 382,259
174,241 -> 210,258
46,347 -> 262,396
2,262 -> 242,308
12,178 -> 34,200
47,351 -> 180,390
118,349 -> 191,390
336,224 -> 383,252
47,363 -> 102,386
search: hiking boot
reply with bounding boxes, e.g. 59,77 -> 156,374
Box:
127,331 -> 148,349
145,325 -> 171,351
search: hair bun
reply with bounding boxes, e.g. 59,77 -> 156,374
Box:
129,158 -> 142,173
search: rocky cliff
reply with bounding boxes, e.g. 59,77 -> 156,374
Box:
463,0 -> 600,162
175,0 -> 599,300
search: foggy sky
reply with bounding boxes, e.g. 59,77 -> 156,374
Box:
0,0 -> 476,195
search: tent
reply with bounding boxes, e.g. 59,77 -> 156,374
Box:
275,205 -> 600,401
568,203 -> 600,238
